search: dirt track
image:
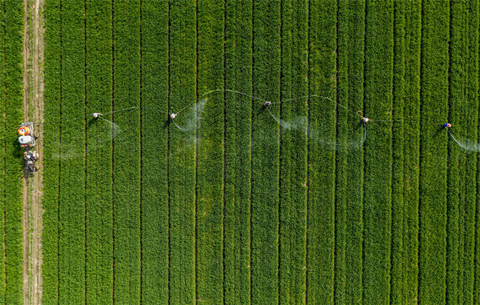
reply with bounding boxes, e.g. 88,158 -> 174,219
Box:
23,0 -> 44,303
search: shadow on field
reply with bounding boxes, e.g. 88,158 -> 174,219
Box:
433,124 -> 447,137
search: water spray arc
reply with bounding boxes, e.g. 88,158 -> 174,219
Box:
42,90 -> 480,160
166,90 -> 371,151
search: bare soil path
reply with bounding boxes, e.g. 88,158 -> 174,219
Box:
23,0 -> 45,303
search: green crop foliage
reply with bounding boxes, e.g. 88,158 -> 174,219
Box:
306,1 -> 336,304
224,1 -> 252,304
390,1 -> 422,304
391,1 -> 406,303
85,0 -> 113,304
447,1 -> 463,303
38,1 -> 480,304
278,1 -> 308,304
1,0 -> 24,303
140,0 -> 169,304
0,0 -> 5,300
43,0 -> 61,302
402,2 -> 422,304
168,0 -> 196,303
463,2 -> 479,303
251,1 -> 280,304
196,0 -> 225,304
58,0 -> 86,303
419,1 -> 449,304
363,1 -> 394,304
112,1 -> 141,303
448,1 -> 479,304
336,1 -> 365,304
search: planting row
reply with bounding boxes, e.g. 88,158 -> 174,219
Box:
0,1 -> 25,304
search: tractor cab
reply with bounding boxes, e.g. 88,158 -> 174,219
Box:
18,122 -> 36,148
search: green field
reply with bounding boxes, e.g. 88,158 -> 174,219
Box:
0,1 -> 25,304
24,0 -> 480,304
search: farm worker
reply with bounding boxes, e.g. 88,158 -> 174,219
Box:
92,113 -> 103,118
264,101 -> 272,107
24,151 -> 38,161
170,113 -> 177,120
444,123 -> 452,128
361,117 -> 369,127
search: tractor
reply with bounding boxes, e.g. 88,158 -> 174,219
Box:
18,122 -> 39,173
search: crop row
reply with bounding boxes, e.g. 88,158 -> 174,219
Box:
168,0 -> 196,303
401,1 -> 422,303
278,0 -> 308,304
306,0 -> 336,304
0,3 -> 5,299
391,1 -> 422,304
0,1 -> 24,304
42,0 -> 61,302
85,0 -> 113,304
419,1 -> 449,304
251,1 -> 281,304
391,1 -> 405,302
223,0 -> 253,304
335,1 -> 365,304
464,2 -> 480,303
112,1 -> 142,304
363,1 -> 394,303
196,0 -> 225,303
140,0 -> 169,303
58,0 -> 86,303
447,1 -> 478,304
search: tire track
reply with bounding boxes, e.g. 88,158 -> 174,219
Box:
31,0 -> 45,303
23,0 -> 44,304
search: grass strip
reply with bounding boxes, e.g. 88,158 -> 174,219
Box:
3,0 -> 24,303
278,0 -> 308,304
168,1 -> 196,303
251,1 -> 280,304
336,1 -> 366,303
85,0 -> 113,303
140,0 -> 169,303
42,0 -> 62,302
223,1 -> 253,304
58,0 -> 86,303
112,0 -> 141,303
419,1 -> 449,304
196,0 -> 225,304
363,2 -> 394,304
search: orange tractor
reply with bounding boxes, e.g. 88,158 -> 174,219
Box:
18,122 -> 38,173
